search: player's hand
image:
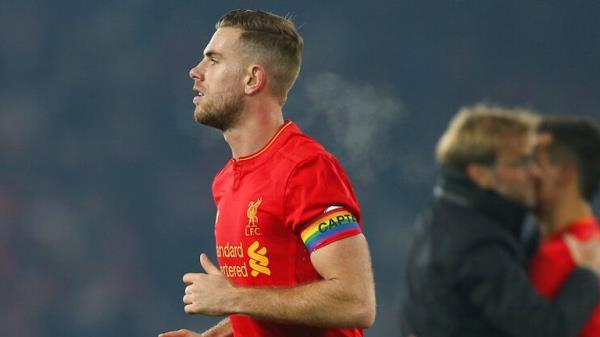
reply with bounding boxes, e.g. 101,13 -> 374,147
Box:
159,329 -> 202,337
183,253 -> 235,316
565,234 -> 600,276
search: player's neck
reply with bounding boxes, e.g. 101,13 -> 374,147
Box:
223,102 -> 284,160
544,192 -> 592,236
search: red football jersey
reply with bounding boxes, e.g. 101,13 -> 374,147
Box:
212,121 -> 363,337
529,216 -> 600,337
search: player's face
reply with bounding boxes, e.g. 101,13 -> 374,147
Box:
189,27 -> 246,131
533,133 -> 563,216
488,135 -> 538,208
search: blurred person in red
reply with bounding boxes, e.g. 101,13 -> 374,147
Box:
530,116 -> 600,337
159,9 -> 375,337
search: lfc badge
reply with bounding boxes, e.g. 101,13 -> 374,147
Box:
245,197 -> 263,236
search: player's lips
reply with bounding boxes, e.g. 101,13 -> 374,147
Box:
193,94 -> 204,104
193,88 -> 205,103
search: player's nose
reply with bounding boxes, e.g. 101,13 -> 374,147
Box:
189,64 -> 204,81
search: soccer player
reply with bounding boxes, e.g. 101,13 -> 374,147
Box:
159,9 -> 375,337
399,105 -> 600,337
529,117 -> 600,337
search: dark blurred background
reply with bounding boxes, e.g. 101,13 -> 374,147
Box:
2,0 -> 600,336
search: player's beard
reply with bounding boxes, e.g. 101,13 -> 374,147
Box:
194,88 -> 244,132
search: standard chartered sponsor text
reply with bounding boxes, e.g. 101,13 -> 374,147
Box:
216,241 -> 270,278
216,241 -> 244,258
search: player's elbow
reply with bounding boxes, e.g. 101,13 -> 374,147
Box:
345,290 -> 376,328
351,309 -> 375,328
354,297 -> 376,328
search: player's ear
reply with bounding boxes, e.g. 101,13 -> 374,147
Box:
244,64 -> 267,95
560,162 -> 577,187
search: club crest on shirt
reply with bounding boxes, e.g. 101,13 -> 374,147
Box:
245,197 -> 263,236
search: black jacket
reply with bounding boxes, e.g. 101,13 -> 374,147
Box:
399,168 -> 598,337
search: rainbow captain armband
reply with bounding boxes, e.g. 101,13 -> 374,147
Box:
300,208 -> 362,252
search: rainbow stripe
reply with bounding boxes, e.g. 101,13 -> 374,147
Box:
300,209 -> 361,252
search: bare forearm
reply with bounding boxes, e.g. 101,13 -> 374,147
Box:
200,318 -> 232,337
227,235 -> 376,328
225,277 -> 375,328
159,319 -> 231,337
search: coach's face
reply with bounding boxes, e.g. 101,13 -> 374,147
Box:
494,137 -> 537,207
485,135 -> 538,208
189,27 -> 247,131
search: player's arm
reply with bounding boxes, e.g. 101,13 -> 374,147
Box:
159,318 -> 232,337
229,154 -> 376,327
234,233 -> 375,327
183,234 -> 376,328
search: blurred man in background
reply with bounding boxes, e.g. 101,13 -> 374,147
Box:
530,116 -> 600,337
399,104 -> 600,337
159,9 -> 375,337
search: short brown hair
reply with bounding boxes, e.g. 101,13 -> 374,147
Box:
538,116 -> 600,202
436,104 -> 538,171
216,9 -> 304,104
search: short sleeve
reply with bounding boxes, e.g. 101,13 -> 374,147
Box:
283,154 -> 362,252
529,240 -> 576,299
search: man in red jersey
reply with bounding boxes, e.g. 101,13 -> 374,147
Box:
530,116 -> 600,337
159,9 -> 375,337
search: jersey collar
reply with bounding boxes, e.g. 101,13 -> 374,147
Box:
233,120 -> 297,168
546,215 -> 599,240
